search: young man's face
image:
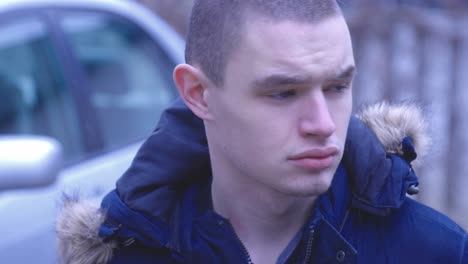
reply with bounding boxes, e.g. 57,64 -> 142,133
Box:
205,14 -> 355,197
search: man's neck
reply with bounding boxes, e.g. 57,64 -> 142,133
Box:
211,176 -> 316,264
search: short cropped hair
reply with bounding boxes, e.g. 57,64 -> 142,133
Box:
185,0 -> 341,86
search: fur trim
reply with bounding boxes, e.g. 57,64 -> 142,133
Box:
56,195 -> 117,264
357,102 -> 431,166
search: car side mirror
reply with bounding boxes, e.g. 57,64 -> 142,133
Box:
0,136 -> 63,191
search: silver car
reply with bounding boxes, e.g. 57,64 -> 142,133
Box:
0,0 -> 183,263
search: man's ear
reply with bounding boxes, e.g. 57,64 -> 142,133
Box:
173,64 -> 213,120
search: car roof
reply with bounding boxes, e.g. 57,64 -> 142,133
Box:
0,0 -> 140,13
0,0 -> 185,64
0,0 -> 141,11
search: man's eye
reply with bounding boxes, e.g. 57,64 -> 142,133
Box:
326,84 -> 349,93
268,90 -> 296,100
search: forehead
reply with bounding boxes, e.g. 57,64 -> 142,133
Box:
225,15 -> 354,83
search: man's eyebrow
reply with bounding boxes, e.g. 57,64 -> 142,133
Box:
330,66 -> 356,81
253,66 -> 357,90
253,74 -> 313,90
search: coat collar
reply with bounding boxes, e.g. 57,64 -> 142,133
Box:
56,102 -> 428,263
97,115 -> 421,254
344,116 -> 419,216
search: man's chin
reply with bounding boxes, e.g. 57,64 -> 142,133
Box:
279,179 -> 333,198
283,171 -> 335,197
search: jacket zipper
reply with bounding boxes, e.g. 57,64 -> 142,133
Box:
303,226 -> 316,264
339,208 -> 351,232
228,221 -> 254,264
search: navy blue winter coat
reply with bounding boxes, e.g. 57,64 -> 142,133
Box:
57,99 -> 467,264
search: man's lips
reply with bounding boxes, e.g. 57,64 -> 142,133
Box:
288,147 -> 339,170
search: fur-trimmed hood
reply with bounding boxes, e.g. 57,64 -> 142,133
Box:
57,197 -> 117,264
56,102 -> 430,264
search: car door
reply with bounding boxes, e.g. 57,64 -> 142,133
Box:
0,5 -> 180,264
50,7 -> 179,196
0,10 -> 87,264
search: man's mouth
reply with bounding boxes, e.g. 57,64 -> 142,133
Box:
288,147 -> 339,170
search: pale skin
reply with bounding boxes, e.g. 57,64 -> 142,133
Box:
175,13 -> 355,264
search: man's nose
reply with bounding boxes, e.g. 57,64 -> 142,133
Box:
298,93 -> 336,138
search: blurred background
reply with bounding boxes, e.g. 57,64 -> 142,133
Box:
138,0 -> 468,227
0,0 -> 466,263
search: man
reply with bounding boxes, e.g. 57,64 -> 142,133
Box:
57,0 -> 467,263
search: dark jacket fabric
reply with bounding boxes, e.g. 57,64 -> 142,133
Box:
58,98 -> 467,264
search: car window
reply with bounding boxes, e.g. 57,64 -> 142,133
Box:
59,11 -> 177,151
0,17 -> 85,163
